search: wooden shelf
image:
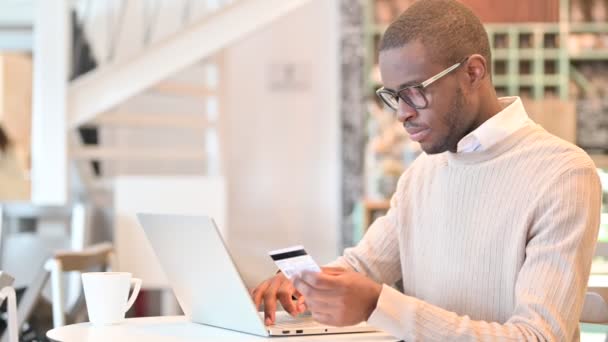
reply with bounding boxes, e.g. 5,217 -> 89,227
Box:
493,49 -> 511,59
570,50 -> 608,61
493,49 -> 560,60
493,75 -> 562,87
539,75 -> 563,84
542,49 -> 562,59
485,23 -> 560,33
570,22 -> 608,34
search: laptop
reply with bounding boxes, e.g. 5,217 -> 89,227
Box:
137,213 -> 377,337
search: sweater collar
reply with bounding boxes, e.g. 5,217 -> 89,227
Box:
446,124 -> 541,165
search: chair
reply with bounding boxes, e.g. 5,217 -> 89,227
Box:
0,242 -> 114,342
45,242 -> 115,327
581,291 -> 608,323
0,272 -> 17,342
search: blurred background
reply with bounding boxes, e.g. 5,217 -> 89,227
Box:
0,0 -> 605,340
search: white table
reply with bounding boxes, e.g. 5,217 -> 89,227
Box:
46,316 -> 398,342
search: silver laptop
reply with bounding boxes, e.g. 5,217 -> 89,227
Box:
137,213 -> 376,337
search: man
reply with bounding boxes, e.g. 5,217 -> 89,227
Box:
251,0 -> 602,340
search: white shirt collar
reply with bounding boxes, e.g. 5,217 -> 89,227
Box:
457,96 -> 532,153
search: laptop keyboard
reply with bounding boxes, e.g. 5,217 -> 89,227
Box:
261,311 -> 376,336
271,312 -> 332,329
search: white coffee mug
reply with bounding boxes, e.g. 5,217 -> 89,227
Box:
81,272 -> 142,325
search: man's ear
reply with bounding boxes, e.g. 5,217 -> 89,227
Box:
464,54 -> 487,89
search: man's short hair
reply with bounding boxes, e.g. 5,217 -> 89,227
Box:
380,0 -> 492,75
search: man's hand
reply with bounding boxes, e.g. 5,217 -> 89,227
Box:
250,272 -> 306,326
292,267 -> 382,327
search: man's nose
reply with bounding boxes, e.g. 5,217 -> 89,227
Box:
396,100 -> 417,123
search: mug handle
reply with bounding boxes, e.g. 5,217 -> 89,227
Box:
124,278 -> 142,313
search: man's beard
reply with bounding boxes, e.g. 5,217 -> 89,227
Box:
422,87 -> 471,154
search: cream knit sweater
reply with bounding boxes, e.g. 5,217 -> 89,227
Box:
334,124 -> 602,341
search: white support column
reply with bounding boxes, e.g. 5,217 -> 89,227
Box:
31,0 -> 70,205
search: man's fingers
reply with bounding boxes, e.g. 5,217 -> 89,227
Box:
293,275 -> 332,301
263,277 -> 282,324
277,281 -> 298,316
252,281 -> 270,311
294,288 -> 303,297
320,266 -> 346,274
263,297 -> 277,324
292,288 -> 307,313
300,271 -> 337,290
296,294 -> 307,313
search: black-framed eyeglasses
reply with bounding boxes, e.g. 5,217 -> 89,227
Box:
376,56 -> 469,111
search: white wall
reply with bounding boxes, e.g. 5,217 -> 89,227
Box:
222,0 -> 340,286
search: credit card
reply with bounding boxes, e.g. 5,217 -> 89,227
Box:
269,245 -> 321,279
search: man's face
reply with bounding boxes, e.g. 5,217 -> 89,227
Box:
378,41 -> 473,154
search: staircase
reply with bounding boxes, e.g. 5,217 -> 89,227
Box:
28,0 -> 312,205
